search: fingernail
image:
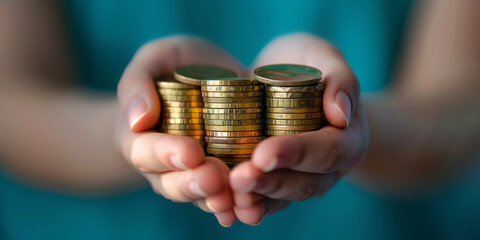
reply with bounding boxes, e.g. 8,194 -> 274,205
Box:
206,201 -> 219,213
218,220 -> 231,228
128,97 -> 148,130
239,179 -> 256,194
170,155 -> 187,169
263,158 -> 278,173
334,91 -> 352,127
252,218 -> 263,226
189,181 -> 207,197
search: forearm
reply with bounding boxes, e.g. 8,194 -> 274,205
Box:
350,0 -> 480,193
0,82 -> 144,196
353,91 -> 480,192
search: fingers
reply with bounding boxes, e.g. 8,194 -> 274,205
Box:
234,202 -> 264,226
231,162 -> 339,201
254,170 -> 339,201
233,192 -> 264,208
229,162 -> 263,193
120,124 -> 205,172
214,210 -> 237,227
264,198 -> 291,216
251,124 -> 364,173
193,157 -> 236,227
201,157 -> 235,213
233,198 -> 290,225
195,191 -> 233,213
147,160 -> 224,202
117,36 -> 245,132
253,33 -> 360,128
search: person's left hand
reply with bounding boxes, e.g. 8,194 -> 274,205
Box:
229,33 -> 370,225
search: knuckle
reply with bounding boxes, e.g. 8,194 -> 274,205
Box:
130,152 -> 144,169
328,45 -> 345,58
263,178 -> 283,197
151,179 -> 179,203
295,181 -> 317,201
137,40 -> 165,55
323,145 -> 340,172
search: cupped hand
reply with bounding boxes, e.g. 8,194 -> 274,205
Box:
229,33 -> 370,225
116,36 -> 246,227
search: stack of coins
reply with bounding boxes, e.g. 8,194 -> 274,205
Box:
156,65 -> 237,148
254,64 -> 325,136
201,78 -> 265,168
156,77 -> 205,145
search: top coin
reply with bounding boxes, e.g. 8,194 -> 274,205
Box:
254,64 -> 322,86
156,76 -> 198,89
174,65 -> 237,86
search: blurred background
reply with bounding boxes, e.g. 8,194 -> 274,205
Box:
1,0 -> 479,239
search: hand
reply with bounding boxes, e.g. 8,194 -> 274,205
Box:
229,33 -> 370,225
116,36 -> 246,227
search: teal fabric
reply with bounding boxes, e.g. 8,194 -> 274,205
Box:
1,0 -> 480,239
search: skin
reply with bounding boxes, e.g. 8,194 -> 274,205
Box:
1,0 -> 479,227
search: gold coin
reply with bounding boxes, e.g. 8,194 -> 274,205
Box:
201,78 -> 258,86
266,130 -> 310,136
190,135 -> 204,141
174,65 -> 237,86
202,91 -> 263,98
225,163 -> 236,169
266,118 -> 324,125
163,101 -> 203,108
203,97 -> 263,103
266,107 -> 322,114
205,136 -> 265,144
201,85 -> 264,92
163,129 -> 205,136
222,158 -> 250,169
207,143 -> 258,149
214,154 -> 252,158
163,112 -> 203,118
207,148 -> 255,155
266,91 -> 323,98
156,77 -> 198,89
205,125 -> 263,131
160,95 -> 203,102
203,113 -> 262,120
221,158 -> 250,164
203,108 -> 262,114
266,112 -> 324,119
163,107 -> 203,113
204,102 -> 262,109
265,83 -> 324,92
162,118 -> 203,124
158,89 -> 202,96
254,64 -> 322,86
206,131 -> 263,137
204,119 -> 263,126
159,124 -> 204,130
265,98 -> 322,108
266,124 -> 321,131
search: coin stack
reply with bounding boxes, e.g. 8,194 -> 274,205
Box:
254,64 -> 325,136
156,77 -> 205,146
201,78 -> 265,168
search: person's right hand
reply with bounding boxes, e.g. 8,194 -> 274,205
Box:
116,36 -> 245,227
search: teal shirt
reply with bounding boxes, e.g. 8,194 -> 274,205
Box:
2,1 -> 480,239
